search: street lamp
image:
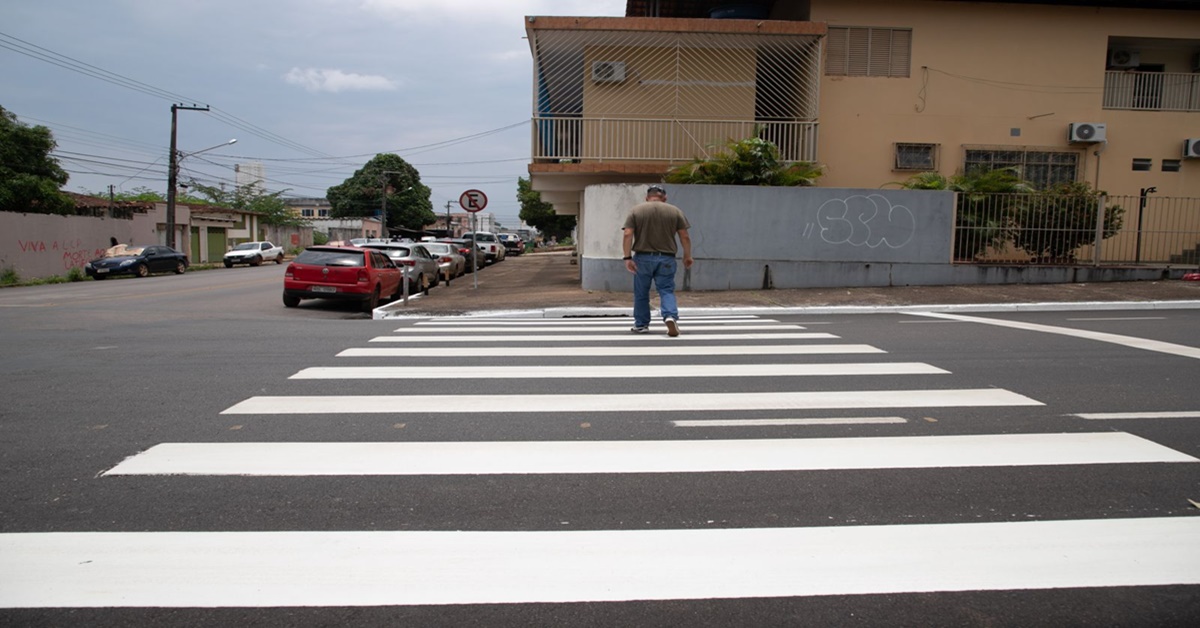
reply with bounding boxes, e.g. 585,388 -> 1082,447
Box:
166,136 -> 236,249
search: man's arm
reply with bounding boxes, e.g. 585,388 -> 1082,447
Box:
678,228 -> 694,269
622,228 -> 636,273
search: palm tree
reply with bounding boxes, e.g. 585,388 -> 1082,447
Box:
664,136 -> 823,187
895,167 -> 1034,260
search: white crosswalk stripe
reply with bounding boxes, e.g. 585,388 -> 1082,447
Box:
9,314 -> 1197,613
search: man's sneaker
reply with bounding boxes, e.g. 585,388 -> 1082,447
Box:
630,325 -> 649,334
664,318 -> 679,337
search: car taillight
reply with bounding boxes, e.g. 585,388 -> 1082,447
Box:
439,256 -> 452,263
399,260 -> 415,266
285,265 -> 294,278
357,269 -> 368,283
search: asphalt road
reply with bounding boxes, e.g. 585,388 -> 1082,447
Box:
1,265 -> 1199,626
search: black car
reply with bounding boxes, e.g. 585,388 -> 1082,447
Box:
499,233 -> 524,256
85,245 -> 189,279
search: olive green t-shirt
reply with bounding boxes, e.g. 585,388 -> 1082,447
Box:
623,201 -> 690,255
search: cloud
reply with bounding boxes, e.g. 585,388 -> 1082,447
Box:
356,0 -> 625,22
284,67 -> 398,93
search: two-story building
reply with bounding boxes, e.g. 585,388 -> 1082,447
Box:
526,0 -> 1200,269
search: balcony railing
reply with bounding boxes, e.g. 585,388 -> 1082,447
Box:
1103,70 -> 1200,112
531,116 -> 819,164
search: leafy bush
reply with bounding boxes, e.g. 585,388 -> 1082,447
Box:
1012,182 -> 1124,263
313,231 -> 329,245
665,136 -> 822,187
67,267 -> 85,282
1,267 -> 18,286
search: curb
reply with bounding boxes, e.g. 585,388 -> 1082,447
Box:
379,300 -> 1200,319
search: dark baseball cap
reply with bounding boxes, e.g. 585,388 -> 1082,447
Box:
647,184 -> 666,195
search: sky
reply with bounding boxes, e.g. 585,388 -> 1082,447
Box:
0,0 -> 627,229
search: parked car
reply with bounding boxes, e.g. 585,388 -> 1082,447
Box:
462,231 -> 506,264
223,241 -> 285,267
85,244 -> 188,279
283,246 -> 403,312
498,233 -> 524,256
419,241 -> 467,280
361,242 -> 441,294
442,238 -> 487,272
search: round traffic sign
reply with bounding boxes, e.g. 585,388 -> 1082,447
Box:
459,189 -> 488,213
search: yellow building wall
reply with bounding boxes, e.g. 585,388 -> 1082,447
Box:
809,0 -> 1200,199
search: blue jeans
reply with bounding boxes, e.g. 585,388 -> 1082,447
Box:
632,253 -> 678,328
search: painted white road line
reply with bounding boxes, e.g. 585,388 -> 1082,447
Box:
907,311 -> 1200,360
292,363 -> 948,380
338,344 -> 886,358
416,317 -> 774,326
674,417 -> 909,427
4,517 -> 1198,607
1074,411 -> 1200,420
1066,317 -> 1166,321
368,333 -> 837,343
391,324 -> 804,333
222,389 -> 1041,415
103,433 -> 1196,477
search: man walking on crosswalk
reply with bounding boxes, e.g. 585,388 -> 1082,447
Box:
622,184 -> 694,336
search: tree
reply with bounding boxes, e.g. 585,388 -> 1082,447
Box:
187,180 -> 307,227
517,177 -> 575,240
326,154 -> 435,232
0,105 -> 73,214
664,135 -> 823,186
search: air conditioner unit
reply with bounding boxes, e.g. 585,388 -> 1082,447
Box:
591,61 -> 626,83
1184,138 -> 1200,159
1108,49 -> 1140,69
1068,122 -> 1107,143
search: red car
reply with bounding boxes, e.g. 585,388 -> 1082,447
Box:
283,246 -> 403,312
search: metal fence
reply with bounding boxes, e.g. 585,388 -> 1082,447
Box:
953,193 -> 1200,266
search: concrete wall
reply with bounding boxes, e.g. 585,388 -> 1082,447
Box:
0,211 -> 159,279
581,183 -> 1186,291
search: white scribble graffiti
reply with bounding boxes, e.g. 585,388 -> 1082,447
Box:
814,194 -> 916,249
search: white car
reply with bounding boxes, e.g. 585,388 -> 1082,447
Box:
462,232 -> 506,264
224,241 -> 285,267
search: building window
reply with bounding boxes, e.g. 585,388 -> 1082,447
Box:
1132,158 -> 1152,172
318,209 -> 330,218
301,209 -> 314,217
1162,159 -> 1181,173
825,27 -> 912,78
963,147 -> 1080,189
894,143 -> 938,171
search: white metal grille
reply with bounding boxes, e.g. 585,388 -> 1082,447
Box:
530,26 -> 822,163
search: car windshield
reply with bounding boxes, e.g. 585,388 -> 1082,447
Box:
469,234 -> 496,242
424,244 -> 451,254
293,250 -> 365,267
232,243 -> 259,251
364,245 -> 411,258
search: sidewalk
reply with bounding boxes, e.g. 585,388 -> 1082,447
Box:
378,251 -> 1200,318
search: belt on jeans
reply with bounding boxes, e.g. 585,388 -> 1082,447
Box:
634,251 -> 675,256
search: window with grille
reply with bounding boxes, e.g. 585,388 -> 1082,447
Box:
825,26 -> 912,77
963,147 -> 1080,190
895,143 -> 937,171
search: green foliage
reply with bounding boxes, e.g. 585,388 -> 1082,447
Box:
664,136 -> 822,187
326,154 -> 435,232
67,267 -> 85,282
1012,181 -> 1124,263
896,167 -> 1033,260
312,231 -> 330,245
0,105 -> 73,214
517,177 -> 576,240
1,267 -> 18,286
186,181 -> 307,227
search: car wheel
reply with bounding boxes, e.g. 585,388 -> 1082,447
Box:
174,261 -> 186,274
362,286 -> 381,312
252,255 -> 263,267
135,263 -> 149,278
275,255 -> 284,264
224,261 -> 233,268
282,293 -> 301,308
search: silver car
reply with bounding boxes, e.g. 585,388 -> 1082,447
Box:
420,241 -> 467,281
361,243 -> 440,293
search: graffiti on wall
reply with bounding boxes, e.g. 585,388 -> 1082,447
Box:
810,194 -> 916,249
15,238 -> 107,271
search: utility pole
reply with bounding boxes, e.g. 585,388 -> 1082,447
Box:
166,104 -> 210,249
444,200 -> 459,237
